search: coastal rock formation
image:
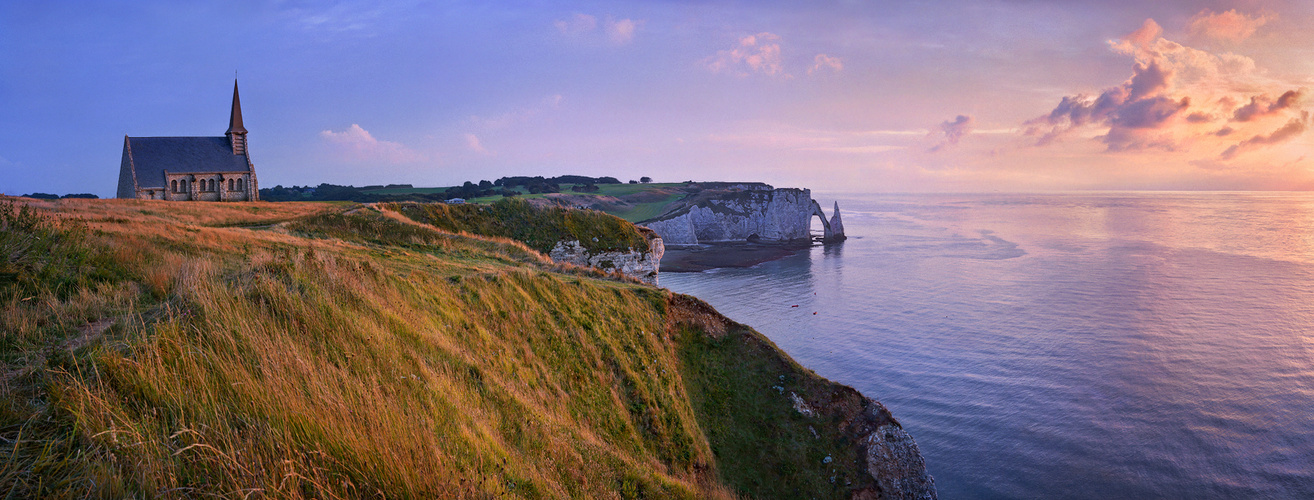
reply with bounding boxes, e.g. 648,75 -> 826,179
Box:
861,404 -> 937,499
829,201 -> 846,241
549,234 -> 665,285
641,187 -> 847,245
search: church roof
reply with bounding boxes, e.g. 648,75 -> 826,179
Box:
125,136 -> 251,188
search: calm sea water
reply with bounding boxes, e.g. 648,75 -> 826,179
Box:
660,193 -> 1314,499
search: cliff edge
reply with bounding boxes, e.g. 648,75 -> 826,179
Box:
671,294 -> 935,499
641,186 -> 846,245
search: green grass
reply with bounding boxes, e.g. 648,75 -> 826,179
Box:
675,316 -> 875,497
0,197 -> 896,499
368,183 -> 691,223
386,198 -> 652,254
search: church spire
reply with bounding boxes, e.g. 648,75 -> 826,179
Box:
226,79 -> 248,155
226,79 -> 246,135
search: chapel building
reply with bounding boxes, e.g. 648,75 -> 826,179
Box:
116,80 -> 259,201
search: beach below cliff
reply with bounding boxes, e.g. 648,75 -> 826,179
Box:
660,241 -> 812,272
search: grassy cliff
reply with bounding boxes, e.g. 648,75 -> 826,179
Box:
384,198 -> 652,254
0,198 -> 913,499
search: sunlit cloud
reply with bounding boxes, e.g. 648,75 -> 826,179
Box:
555,14 -> 639,45
704,32 -> 786,77
808,54 -> 843,75
607,18 -> 638,44
1023,16 -> 1307,158
928,115 -> 975,152
703,122 -> 916,156
463,133 -> 491,155
1221,114 -> 1308,159
1231,90 -> 1302,122
1188,9 -> 1273,43
320,124 -> 423,164
554,13 -> 596,36
469,94 -> 564,130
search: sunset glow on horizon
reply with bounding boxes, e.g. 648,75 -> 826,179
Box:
2,1 -> 1312,195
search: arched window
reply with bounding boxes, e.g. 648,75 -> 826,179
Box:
228,179 -> 234,191
181,179 -> 187,191
237,178 -> 244,191
208,179 -> 214,191
171,180 -> 178,192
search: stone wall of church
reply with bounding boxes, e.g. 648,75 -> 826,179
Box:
161,172 -> 255,202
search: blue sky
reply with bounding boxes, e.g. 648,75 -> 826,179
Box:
2,0 -> 1311,197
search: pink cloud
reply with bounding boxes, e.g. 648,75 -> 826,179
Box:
1188,9 -> 1272,43
607,18 -> 637,44
463,133 -> 490,155
1221,114 -> 1308,159
1025,60 -> 1188,151
320,124 -> 423,164
809,54 -> 843,75
705,32 -> 786,77
928,115 -> 975,152
554,13 -> 596,36
1026,17 -> 1306,157
1232,90 -> 1303,122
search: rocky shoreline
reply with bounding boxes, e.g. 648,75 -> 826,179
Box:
659,241 -> 812,272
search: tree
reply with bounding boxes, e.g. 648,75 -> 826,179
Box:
640,176 -> 652,183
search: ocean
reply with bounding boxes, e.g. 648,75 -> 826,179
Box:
660,193 -> 1314,499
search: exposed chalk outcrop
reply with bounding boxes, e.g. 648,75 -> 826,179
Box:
549,235 -> 664,285
862,403 -> 937,500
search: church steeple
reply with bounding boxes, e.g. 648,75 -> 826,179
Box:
226,79 -> 248,155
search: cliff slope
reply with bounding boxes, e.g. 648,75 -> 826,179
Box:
386,199 -> 664,284
0,197 -> 932,499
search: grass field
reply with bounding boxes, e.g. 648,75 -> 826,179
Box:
373,183 -> 691,222
0,196 -> 890,499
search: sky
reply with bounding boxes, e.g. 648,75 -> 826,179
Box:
2,0 -> 1312,196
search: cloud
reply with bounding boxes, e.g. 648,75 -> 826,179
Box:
809,54 -> 843,75
1232,90 -> 1303,122
463,133 -> 490,155
554,13 -> 596,36
1188,9 -> 1272,43
1114,18 -> 1163,55
928,115 -> 975,152
470,94 -> 564,129
556,14 -> 639,45
704,32 -> 786,77
320,124 -> 422,164
1025,17 -> 1306,156
607,18 -> 637,44
1221,114 -> 1308,159
1025,60 -> 1187,150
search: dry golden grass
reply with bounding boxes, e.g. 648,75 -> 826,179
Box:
3,197 -> 874,499
0,199 -> 734,498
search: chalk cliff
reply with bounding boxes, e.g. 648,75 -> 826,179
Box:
641,187 -> 846,245
548,231 -> 665,285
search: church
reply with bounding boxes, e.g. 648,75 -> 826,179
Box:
116,80 -> 259,201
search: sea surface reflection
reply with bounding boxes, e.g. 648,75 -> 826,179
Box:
661,193 -> 1314,499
